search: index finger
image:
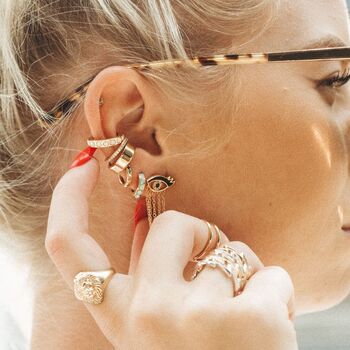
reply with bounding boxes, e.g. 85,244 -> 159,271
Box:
45,157 -> 130,334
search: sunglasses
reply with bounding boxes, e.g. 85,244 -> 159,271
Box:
40,46 -> 350,127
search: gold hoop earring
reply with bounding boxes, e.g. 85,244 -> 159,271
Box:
118,165 -> 133,187
108,142 -> 135,174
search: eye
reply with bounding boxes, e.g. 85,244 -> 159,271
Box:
318,67 -> 350,89
147,175 -> 175,193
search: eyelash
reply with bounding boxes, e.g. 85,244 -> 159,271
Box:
319,67 -> 350,89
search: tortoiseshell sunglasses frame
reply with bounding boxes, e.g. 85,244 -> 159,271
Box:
40,46 -> 350,127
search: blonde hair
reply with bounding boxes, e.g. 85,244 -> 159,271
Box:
0,1 -> 280,272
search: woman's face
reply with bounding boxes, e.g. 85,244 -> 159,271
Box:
163,0 -> 350,315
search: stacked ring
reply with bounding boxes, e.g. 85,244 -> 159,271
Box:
191,244 -> 253,296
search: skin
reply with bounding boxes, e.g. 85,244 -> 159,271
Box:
32,0 -> 350,348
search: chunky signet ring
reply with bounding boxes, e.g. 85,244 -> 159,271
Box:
191,221 -> 222,262
73,268 -> 115,305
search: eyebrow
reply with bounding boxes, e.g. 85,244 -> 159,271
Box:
301,35 -> 348,50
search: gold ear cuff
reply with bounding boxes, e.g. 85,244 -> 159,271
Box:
86,134 -> 175,225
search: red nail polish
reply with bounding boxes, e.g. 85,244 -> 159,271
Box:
69,146 -> 97,169
134,197 -> 147,230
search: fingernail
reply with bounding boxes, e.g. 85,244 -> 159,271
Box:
133,197 -> 147,230
69,146 -> 97,169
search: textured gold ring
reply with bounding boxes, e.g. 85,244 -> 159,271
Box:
73,268 -> 115,305
190,245 -> 253,296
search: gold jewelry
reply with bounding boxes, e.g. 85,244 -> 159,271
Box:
109,143 -> 135,173
133,172 -> 146,199
118,165 -> 133,187
190,245 -> 253,296
105,137 -> 128,164
144,175 -> 175,226
87,134 -> 125,148
191,221 -> 222,262
217,245 -> 253,287
73,268 -> 115,304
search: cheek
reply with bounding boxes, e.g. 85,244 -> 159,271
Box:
224,92 -> 347,228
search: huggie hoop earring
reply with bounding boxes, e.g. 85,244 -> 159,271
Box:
118,165 -> 133,187
109,143 -> 135,174
133,173 -> 146,199
105,138 -> 128,164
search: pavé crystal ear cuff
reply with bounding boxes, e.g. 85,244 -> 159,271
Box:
87,134 -> 124,148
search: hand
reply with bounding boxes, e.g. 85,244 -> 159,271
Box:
45,157 -> 298,350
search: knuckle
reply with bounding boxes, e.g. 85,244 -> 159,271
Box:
151,209 -> 180,226
236,295 -> 277,325
128,294 -> 173,328
45,231 -> 68,259
268,266 -> 293,285
182,298 -> 220,324
227,240 -> 251,252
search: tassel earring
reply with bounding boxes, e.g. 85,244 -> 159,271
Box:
145,175 -> 175,226
133,173 -> 175,226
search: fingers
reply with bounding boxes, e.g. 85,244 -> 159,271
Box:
45,158 -> 130,329
191,240 -> 264,297
238,266 -> 296,321
134,211 -> 226,286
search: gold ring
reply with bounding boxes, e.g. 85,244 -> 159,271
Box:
191,221 -> 222,262
190,245 -> 253,296
73,268 -> 115,304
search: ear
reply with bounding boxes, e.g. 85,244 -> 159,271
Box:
83,66 -> 165,191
